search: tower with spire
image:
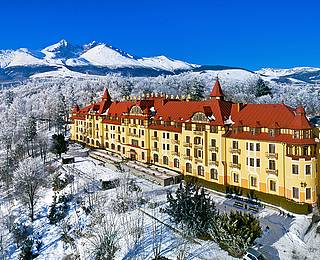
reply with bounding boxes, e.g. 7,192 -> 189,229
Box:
210,77 -> 224,100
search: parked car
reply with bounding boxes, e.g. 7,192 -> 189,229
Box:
243,248 -> 267,260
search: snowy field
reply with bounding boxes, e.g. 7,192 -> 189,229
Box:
1,153 -> 320,259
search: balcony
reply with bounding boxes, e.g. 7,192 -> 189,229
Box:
171,139 -> 180,145
151,136 -> 159,141
266,152 -> 278,159
171,151 -> 180,156
183,142 -> 192,147
229,147 -> 241,154
209,160 -> 219,166
183,155 -> 192,160
128,133 -> 139,138
266,168 -> 278,176
195,157 -> 203,164
194,131 -> 203,136
194,143 -> 203,149
229,162 -> 241,169
152,147 -> 159,152
209,146 -> 219,152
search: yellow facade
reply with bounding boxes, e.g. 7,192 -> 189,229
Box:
70,87 -> 320,207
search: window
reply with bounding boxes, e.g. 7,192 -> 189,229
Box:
163,133 -> 165,138
306,188 -> 311,200
186,163 -> 192,173
197,149 -> 202,158
211,139 -> 216,147
269,160 -> 276,170
256,159 -> 260,168
232,155 -> 238,164
186,136 -> 190,143
162,144 -> 165,150
142,152 -> 145,160
154,131 -> 158,137
292,187 -> 299,199
197,166 -> 204,176
233,173 -> 239,183
167,144 -> 170,150
132,140 -> 139,147
185,123 -> 192,130
194,137 -> 202,145
250,176 -> 257,187
270,180 -> 276,191
249,143 -> 254,151
153,154 -> 159,163
163,156 -> 169,165
141,141 -> 145,147
211,153 -> 217,161
269,129 -> 276,137
174,134 -> 178,140
154,142 -> 158,148
305,165 -> 311,175
256,143 -> 260,151
210,169 -> 218,180
269,144 -> 275,153
250,158 -> 254,167
167,133 -> 170,139
292,164 -> 299,175
293,130 -> 300,139
232,141 -> 238,149
141,130 -> 144,136
186,148 -> 191,156
302,146 -> 309,156
174,158 -> 180,168
210,126 -> 218,133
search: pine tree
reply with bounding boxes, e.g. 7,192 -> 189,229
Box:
165,181 -> 216,237
254,78 -> 272,97
50,134 -> 68,158
188,78 -> 205,101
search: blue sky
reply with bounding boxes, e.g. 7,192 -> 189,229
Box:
1,0 -> 319,70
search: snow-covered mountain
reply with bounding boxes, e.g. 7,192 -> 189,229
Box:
1,39 -> 320,86
0,40 -> 203,82
256,67 -> 320,84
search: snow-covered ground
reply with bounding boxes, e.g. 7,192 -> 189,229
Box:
2,149 -> 319,260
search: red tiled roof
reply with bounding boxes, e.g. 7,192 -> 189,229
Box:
101,119 -> 121,125
231,103 -> 312,129
153,99 -> 233,125
149,124 -> 182,133
210,78 -> 224,98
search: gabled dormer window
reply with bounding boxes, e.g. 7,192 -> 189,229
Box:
269,129 -> 276,137
293,130 -> 300,139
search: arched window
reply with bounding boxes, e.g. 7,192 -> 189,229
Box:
210,168 -> 218,180
192,112 -> 209,122
111,143 -> 115,150
105,142 -> 109,148
96,141 -> 100,147
154,154 -> 159,163
130,105 -> 143,115
174,158 -> 180,168
117,145 -> 121,152
186,163 -> 192,173
163,156 -> 169,165
197,165 -> 204,176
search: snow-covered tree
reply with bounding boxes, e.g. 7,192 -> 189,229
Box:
13,157 -> 49,222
